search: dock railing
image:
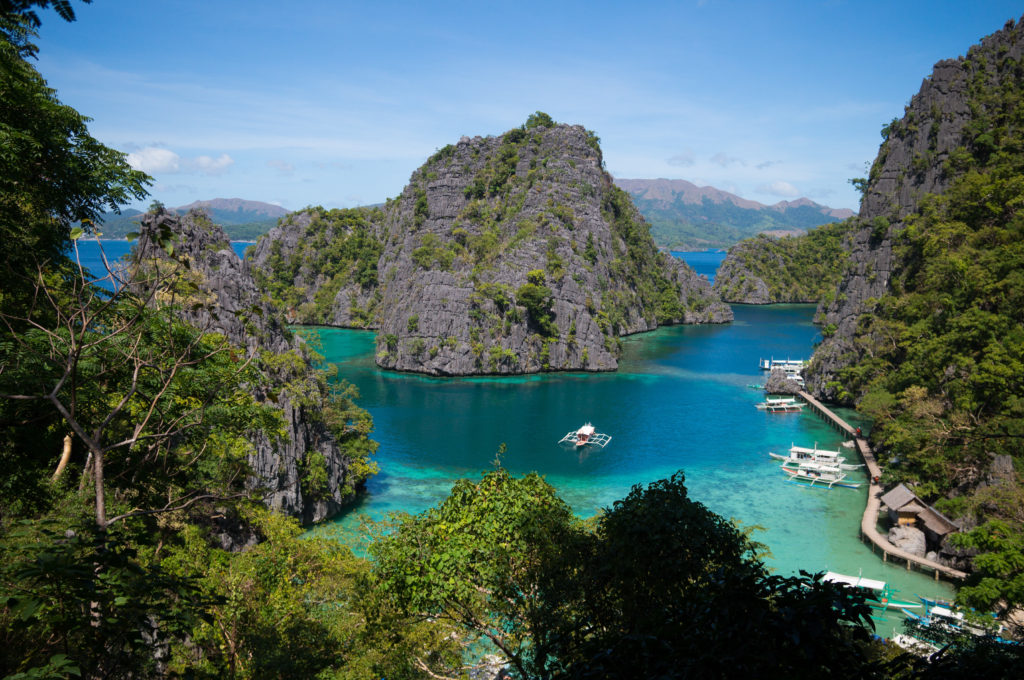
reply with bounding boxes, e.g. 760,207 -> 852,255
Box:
796,390 -> 967,582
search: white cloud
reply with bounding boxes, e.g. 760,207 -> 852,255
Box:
127,147 -> 180,173
126,147 -> 233,176
666,150 -> 695,167
193,154 -> 234,175
760,180 -> 801,198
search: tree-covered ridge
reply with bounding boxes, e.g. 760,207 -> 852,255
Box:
819,18 -> 1024,611
619,182 -> 852,251
712,218 -> 858,304
250,206 -> 384,326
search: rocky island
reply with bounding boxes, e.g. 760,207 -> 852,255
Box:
250,114 -> 731,375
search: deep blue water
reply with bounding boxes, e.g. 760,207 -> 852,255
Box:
71,240 -> 253,286
671,249 -> 726,283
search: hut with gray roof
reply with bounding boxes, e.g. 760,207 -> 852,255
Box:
880,483 -> 960,550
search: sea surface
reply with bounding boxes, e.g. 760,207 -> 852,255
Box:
72,242 -> 953,628
307,251 -> 954,631
71,239 -> 253,287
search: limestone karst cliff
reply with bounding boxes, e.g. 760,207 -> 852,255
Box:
806,16 -> 1024,400
133,209 -> 377,528
249,117 -> 732,376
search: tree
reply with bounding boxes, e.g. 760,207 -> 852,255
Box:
525,111 -> 554,129
1,3 -> 148,314
370,467 -> 578,678
0,249 -> 283,530
372,469 -> 889,679
537,472 -> 884,679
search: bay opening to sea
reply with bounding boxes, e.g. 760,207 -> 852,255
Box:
73,241 -> 954,631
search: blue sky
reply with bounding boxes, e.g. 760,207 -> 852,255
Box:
34,0 -> 1024,212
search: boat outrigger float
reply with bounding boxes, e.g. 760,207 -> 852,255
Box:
559,423 -> 611,448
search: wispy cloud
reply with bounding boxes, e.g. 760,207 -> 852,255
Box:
268,159 -> 295,175
710,152 -> 743,167
128,147 -> 180,173
759,180 -> 801,198
667,150 -> 696,167
127,146 -> 233,175
194,154 -> 234,175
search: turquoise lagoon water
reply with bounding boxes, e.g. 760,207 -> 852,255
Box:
71,241 -> 953,627
309,302 -> 954,630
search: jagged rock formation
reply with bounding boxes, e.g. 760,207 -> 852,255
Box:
134,209 -> 374,524
763,368 -> 802,395
807,17 -> 1024,399
250,118 -> 732,376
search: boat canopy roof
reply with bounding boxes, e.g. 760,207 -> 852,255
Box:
577,424 -> 595,435
823,571 -> 886,591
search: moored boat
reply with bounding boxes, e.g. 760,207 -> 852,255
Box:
769,443 -> 864,470
755,397 -> 804,412
558,423 -> 612,448
783,466 -> 862,489
823,571 -> 922,610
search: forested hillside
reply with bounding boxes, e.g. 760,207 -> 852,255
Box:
806,17 -> 1024,611
616,178 -> 853,250
711,219 -> 857,304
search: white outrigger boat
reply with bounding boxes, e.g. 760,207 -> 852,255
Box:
823,571 -> 922,610
755,396 -> 804,412
769,443 -> 864,470
783,465 -> 862,489
559,423 -> 611,448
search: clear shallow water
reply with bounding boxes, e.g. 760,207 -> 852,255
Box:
308,302 -> 954,627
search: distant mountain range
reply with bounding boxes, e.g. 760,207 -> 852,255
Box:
615,178 -> 855,250
92,199 -> 290,240
89,184 -> 853,250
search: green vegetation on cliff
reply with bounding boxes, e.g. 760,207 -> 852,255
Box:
833,29 -> 1024,612
252,206 -> 384,325
713,218 -> 857,304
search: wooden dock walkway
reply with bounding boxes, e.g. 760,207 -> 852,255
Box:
796,390 -> 967,582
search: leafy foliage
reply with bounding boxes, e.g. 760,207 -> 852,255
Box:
833,38 -> 1024,612
373,469 -> 896,679
714,218 -> 858,302
371,467 -> 577,678
0,11 -> 148,312
250,207 -> 383,325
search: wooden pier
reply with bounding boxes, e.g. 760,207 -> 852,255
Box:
796,390 -> 967,582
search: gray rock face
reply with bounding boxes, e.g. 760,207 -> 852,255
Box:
807,17 -> 1024,400
713,251 -> 775,304
888,525 -> 927,557
764,368 -> 802,395
134,210 -> 365,524
250,122 -> 732,376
